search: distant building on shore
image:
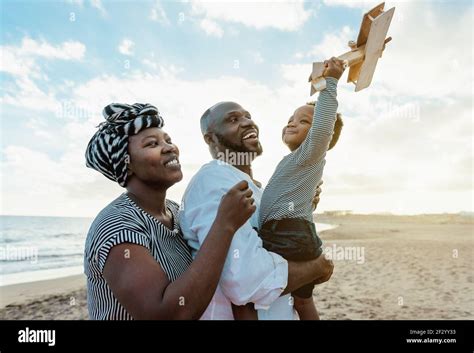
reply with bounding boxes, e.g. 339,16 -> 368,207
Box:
323,210 -> 353,216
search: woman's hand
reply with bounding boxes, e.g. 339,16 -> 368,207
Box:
217,180 -> 256,233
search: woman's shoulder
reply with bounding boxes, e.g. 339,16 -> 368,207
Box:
92,193 -> 129,219
86,194 -> 142,242
84,194 -> 152,273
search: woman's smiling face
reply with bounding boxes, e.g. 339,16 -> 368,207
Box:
127,127 -> 183,188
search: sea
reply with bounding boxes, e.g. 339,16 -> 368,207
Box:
0,215 -> 336,286
0,215 -> 92,286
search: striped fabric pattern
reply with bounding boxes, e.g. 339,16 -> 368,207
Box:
259,77 -> 339,227
84,193 -> 193,320
85,103 -> 164,187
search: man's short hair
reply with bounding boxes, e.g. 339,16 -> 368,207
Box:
201,102 -> 229,135
200,107 -> 213,135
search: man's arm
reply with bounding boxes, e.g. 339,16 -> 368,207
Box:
284,255 -> 334,295
181,169 -> 288,309
181,168 -> 334,308
185,200 -> 288,307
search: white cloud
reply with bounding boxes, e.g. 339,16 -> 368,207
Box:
1,77 -> 60,112
0,37 -> 85,79
199,18 -> 224,38
289,25 -> 355,63
0,37 -> 86,113
0,48 -> 39,78
150,0 -> 170,25
1,145 -> 122,216
306,26 -> 355,59
24,117 -> 54,140
280,63 -> 309,84
1,37 -> 85,64
191,0 -> 312,31
118,39 -> 135,56
374,2 -> 472,99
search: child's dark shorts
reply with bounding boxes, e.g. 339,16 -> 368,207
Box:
258,218 -> 323,299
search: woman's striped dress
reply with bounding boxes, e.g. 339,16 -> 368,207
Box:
84,194 -> 193,320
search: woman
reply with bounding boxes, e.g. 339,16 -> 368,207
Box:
84,103 -> 256,320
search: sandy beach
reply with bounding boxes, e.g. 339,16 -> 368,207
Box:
1,213 -> 472,320
0,274 -> 87,320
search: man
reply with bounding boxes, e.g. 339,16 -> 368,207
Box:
179,102 -> 333,319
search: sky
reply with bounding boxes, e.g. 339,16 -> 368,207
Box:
0,0 -> 472,217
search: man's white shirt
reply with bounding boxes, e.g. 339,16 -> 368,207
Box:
179,159 -> 294,320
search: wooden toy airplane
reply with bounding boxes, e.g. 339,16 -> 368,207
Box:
308,2 -> 395,95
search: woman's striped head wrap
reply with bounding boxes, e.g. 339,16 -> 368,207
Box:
85,103 -> 164,187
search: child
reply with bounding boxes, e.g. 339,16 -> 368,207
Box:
232,57 -> 345,320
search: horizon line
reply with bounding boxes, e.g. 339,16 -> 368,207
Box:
1,211 -> 473,219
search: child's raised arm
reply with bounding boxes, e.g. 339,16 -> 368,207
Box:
294,58 -> 345,166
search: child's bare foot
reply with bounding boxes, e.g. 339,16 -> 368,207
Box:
294,296 -> 320,320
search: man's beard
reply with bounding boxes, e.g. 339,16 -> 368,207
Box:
215,133 -> 263,156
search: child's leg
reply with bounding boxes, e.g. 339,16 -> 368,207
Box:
294,296 -> 320,320
293,282 -> 320,320
232,303 -> 258,320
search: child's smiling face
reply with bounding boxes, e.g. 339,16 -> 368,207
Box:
282,105 -> 314,151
